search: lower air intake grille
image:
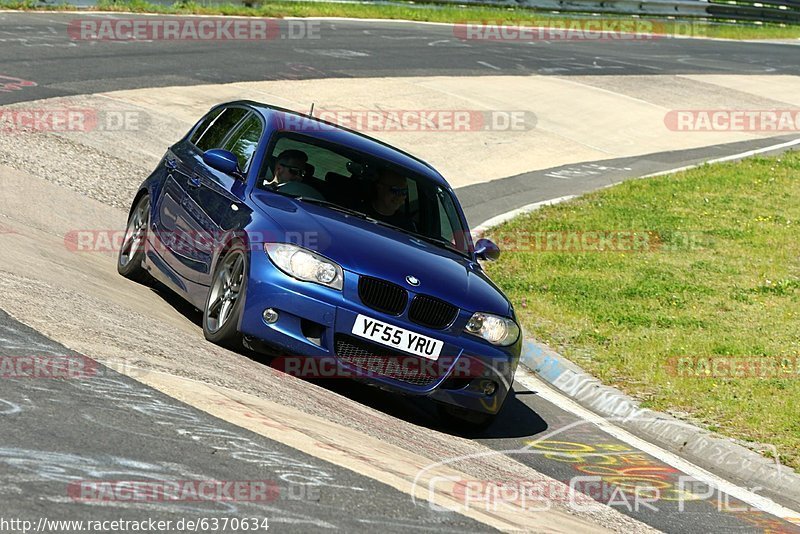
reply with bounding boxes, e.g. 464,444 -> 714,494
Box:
335,334 -> 441,387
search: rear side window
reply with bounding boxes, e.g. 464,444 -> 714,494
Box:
223,113 -> 263,171
189,108 -> 223,145
194,107 -> 248,152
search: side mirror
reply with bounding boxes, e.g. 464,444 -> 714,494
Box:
204,149 -> 243,178
474,238 -> 501,261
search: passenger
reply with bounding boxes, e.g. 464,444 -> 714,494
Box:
364,169 -> 415,231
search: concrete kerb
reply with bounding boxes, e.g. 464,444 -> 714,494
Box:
519,339 -> 800,508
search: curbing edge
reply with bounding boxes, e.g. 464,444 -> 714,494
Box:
518,338 -> 800,509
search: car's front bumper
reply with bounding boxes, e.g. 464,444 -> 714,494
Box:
238,252 -> 521,415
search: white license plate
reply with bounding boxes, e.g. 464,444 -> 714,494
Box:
351,314 -> 443,361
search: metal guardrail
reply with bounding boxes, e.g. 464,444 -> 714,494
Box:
435,0 -> 800,24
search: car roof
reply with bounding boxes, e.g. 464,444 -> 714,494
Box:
222,100 -> 451,188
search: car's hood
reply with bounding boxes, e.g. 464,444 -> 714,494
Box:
250,191 -> 511,316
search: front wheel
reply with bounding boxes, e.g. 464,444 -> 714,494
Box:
203,243 -> 248,349
117,194 -> 151,284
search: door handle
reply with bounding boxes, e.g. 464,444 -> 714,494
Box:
188,176 -> 201,188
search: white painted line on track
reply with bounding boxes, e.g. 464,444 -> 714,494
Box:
640,136 -> 800,179
473,195 -> 576,233
514,367 -> 800,526
473,136 -> 800,233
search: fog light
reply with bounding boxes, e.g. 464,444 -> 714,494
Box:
481,380 -> 497,396
262,308 -> 279,324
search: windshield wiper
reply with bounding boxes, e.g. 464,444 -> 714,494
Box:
292,196 -> 376,221
370,219 -> 467,257
291,195 -> 468,257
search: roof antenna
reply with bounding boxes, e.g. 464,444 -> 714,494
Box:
309,103 -> 315,117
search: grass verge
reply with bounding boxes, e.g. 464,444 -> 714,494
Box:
484,151 -> 800,470
1,0 -> 799,40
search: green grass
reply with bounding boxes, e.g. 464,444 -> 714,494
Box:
484,151 -> 800,470
2,0 -> 799,40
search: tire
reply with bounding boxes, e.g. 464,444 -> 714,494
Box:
203,242 -> 248,349
117,194 -> 152,284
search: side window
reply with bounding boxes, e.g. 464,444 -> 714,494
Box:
195,107 -> 248,152
189,108 -> 223,145
223,113 -> 263,171
262,137 -> 350,183
437,195 -> 455,242
436,186 -> 463,246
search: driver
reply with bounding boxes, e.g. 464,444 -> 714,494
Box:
271,149 -> 308,185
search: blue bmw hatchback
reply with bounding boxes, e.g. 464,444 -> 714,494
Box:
118,100 -> 521,429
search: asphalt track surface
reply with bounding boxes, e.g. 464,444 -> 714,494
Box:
2,13 -> 800,107
2,11 -> 800,533
0,310 -> 485,532
459,134 -> 800,227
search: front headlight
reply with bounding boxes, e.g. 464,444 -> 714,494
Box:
264,243 -> 343,290
465,312 -> 520,346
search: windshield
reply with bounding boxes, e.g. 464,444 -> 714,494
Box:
257,132 -> 471,256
